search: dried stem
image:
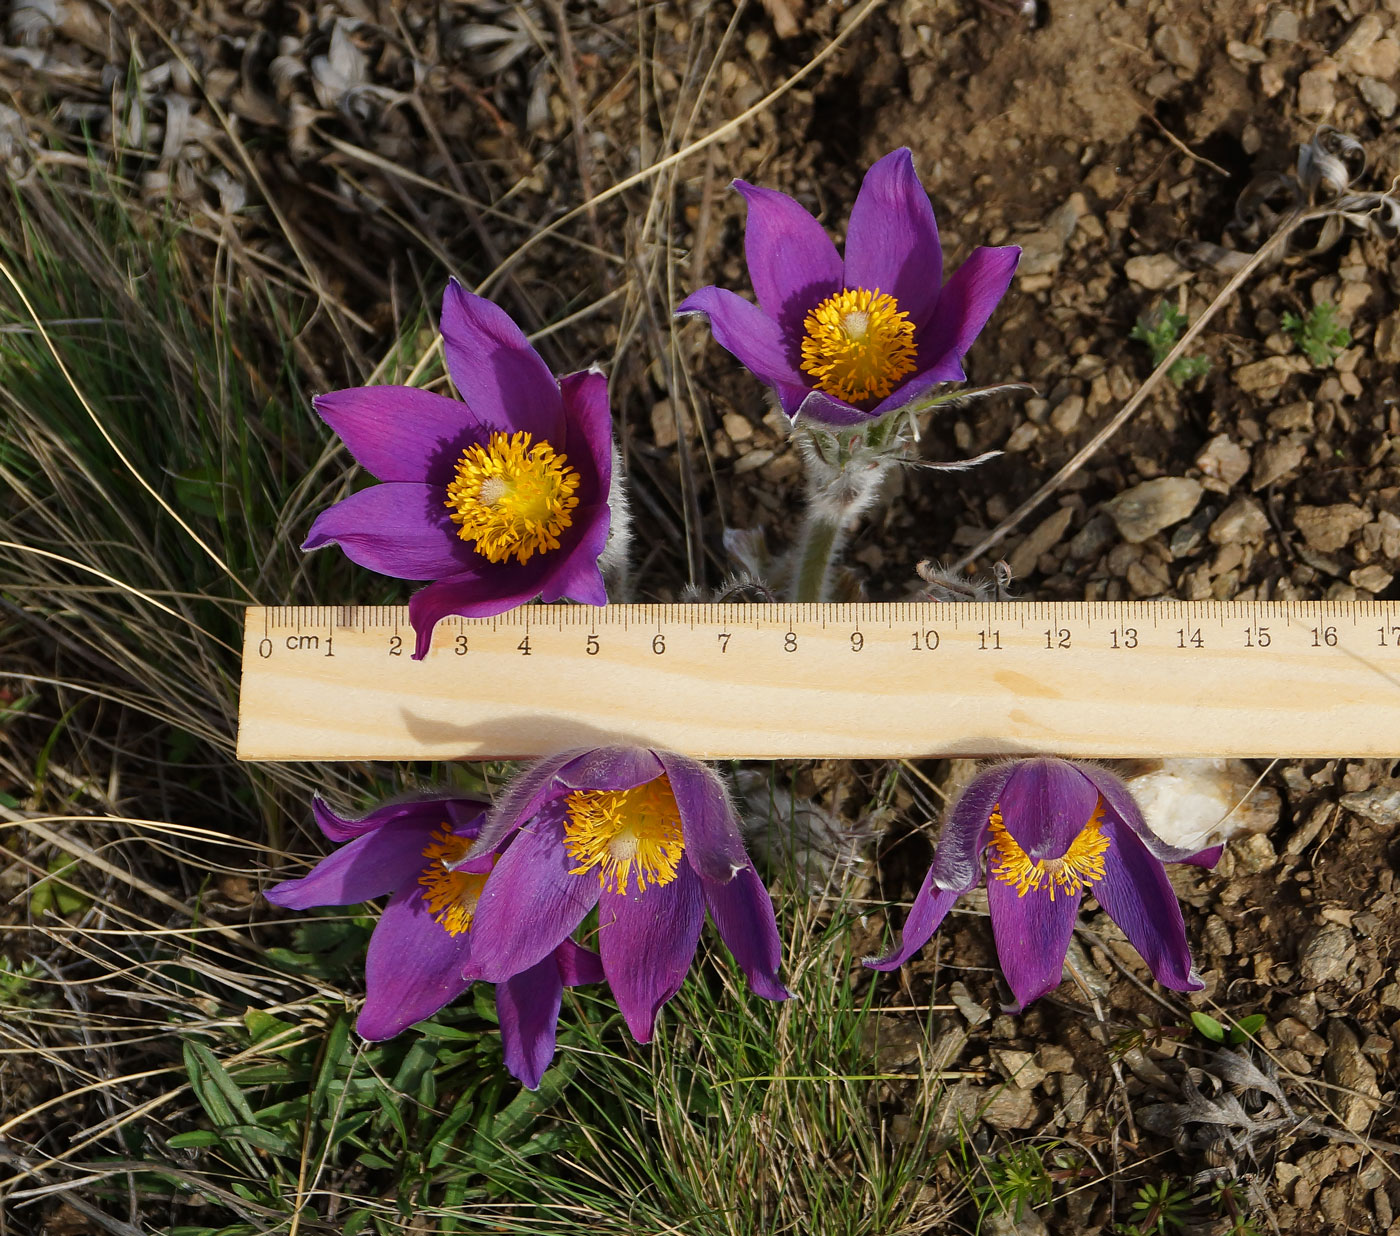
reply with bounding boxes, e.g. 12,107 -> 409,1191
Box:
952,208 -> 1305,571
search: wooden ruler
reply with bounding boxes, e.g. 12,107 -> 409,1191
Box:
236,601 -> 1400,760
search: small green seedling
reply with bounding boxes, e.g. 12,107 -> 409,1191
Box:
29,851 -> 92,918
1210,1179 -> 1264,1236
1116,1177 -> 1192,1235
1130,302 -> 1212,386
977,1143 -> 1055,1221
0,956 -> 51,1009
1189,1010 -> 1266,1045
1281,301 -> 1351,367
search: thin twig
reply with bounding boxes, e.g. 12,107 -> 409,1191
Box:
953,209 -> 1304,570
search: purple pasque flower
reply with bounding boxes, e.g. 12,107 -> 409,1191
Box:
265,793 -> 603,1089
303,279 -> 616,658
461,747 -> 790,1042
867,758 -> 1221,1009
676,147 -> 1021,427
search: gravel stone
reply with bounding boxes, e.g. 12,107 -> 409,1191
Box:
1007,505 -> 1074,579
1350,564 -> 1394,593
1169,507 -> 1214,557
984,1210 -> 1049,1236
993,1048 -> 1048,1090
1067,512 -> 1115,561
1124,253 -> 1186,290
1231,831 -> 1277,874
1050,394 -> 1084,435
1252,438 -> 1308,489
1276,1016 -> 1327,1056
1036,1044 -> 1075,1073
1350,37 -> 1399,78
1234,354 -> 1309,395
1325,1021 -> 1382,1132
1359,75 -> 1399,118
1209,497 -> 1269,545
650,399 -> 692,448
1375,310 -> 1400,364
1299,922 -> 1357,986
1268,400 -> 1313,431
1339,784 -> 1400,826
721,411 -> 753,442
1264,10 -> 1299,42
1294,503 -> 1368,552
1104,477 -> 1203,543
1298,67 -> 1337,115
1153,24 -> 1200,73
1338,13 -> 1384,61
863,1014 -> 926,1070
949,981 -> 990,1027
1196,434 -> 1251,489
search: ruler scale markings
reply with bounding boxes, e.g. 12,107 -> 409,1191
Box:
237,601 -> 1400,761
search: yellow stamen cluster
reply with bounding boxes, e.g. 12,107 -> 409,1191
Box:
563,776 -> 684,896
444,430 -> 580,565
418,824 -> 494,936
799,287 -> 918,404
988,800 -> 1110,901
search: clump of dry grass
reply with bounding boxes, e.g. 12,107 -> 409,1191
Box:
0,3 -> 979,1231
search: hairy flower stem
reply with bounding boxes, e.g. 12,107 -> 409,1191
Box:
792,510 -> 844,602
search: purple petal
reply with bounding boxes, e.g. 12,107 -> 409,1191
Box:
998,759 -> 1101,859
1092,818 -> 1202,991
558,746 -> 665,793
559,368 -> 613,509
774,380 -> 812,419
865,866 -> 965,971
702,866 -> 789,1000
598,867 -> 704,1043
439,280 -> 564,443
1184,845 -> 1223,869
1076,763 -> 1224,865
842,148 -> 943,332
918,245 -> 1020,370
535,503 -> 610,607
358,883 -> 474,1039
265,818 -> 434,910
554,938 -> 605,987
469,752 -> 579,858
303,483 -> 477,581
471,747 -> 663,859
869,356 -> 967,417
675,286 -> 807,388
732,179 -> 842,339
653,752 -> 751,884
467,814 -> 600,983
496,953 -> 564,1090
987,877 -> 1082,1009
312,794 -> 485,844
928,763 -> 1016,891
406,501 -> 610,659
406,562 -> 555,659
792,388 -> 873,427
312,386 -> 487,488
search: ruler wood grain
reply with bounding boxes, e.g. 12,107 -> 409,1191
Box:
236,601 -> 1400,760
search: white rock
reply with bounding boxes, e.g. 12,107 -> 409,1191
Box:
1126,758 -> 1282,851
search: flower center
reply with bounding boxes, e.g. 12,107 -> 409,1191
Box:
444,430 -> 581,565
418,824 -> 494,936
987,799 -> 1110,901
563,776 -> 684,896
799,287 -> 918,404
